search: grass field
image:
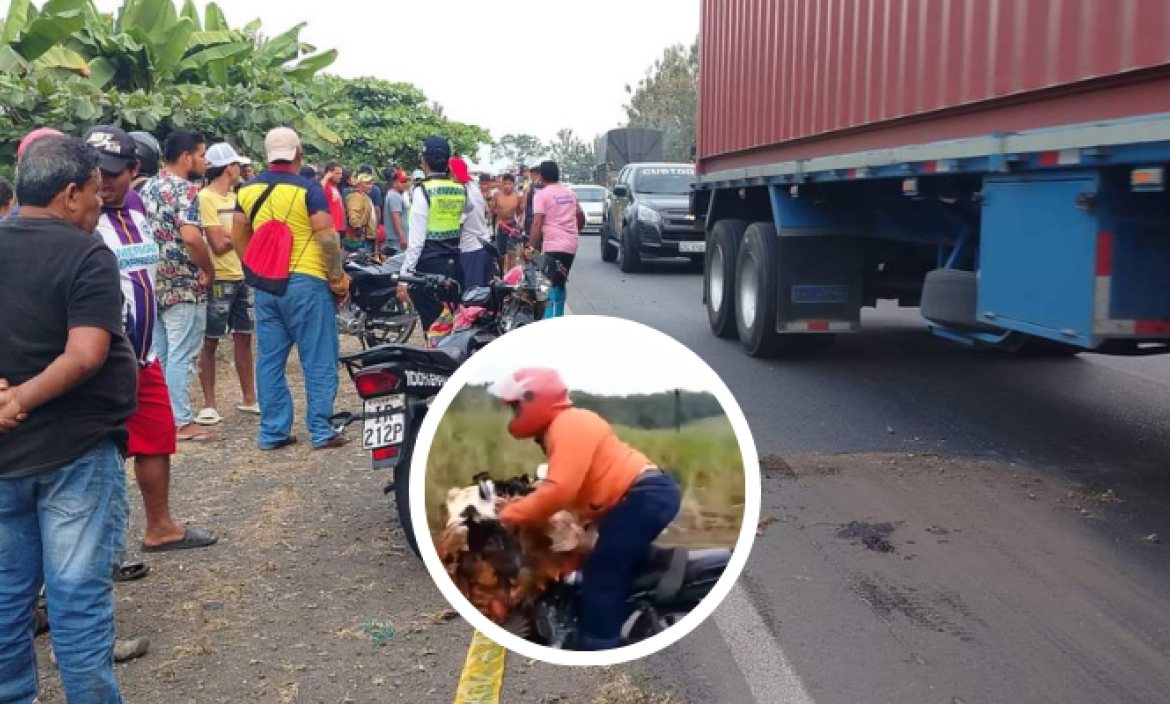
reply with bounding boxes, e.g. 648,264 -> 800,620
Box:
425,409 -> 746,548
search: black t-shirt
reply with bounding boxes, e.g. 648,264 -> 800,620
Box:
0,216 -> 138,477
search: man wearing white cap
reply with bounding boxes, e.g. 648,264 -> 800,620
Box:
196,143 -> 259,427
233,127 -> 350,451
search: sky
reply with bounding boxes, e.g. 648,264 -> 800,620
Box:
91,0 -> 700,168
467,332 -> 718,396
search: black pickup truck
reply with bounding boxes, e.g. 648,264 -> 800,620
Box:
599,163 -> 701,273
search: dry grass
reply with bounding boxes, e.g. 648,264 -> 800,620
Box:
425,409 -> 745,546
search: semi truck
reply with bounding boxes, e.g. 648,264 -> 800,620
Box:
595,127 -> 665,187
692,0 -> 1170,358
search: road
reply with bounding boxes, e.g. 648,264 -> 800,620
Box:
568,242 -> 1170,704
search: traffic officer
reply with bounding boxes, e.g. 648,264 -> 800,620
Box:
397,136 -> 474,332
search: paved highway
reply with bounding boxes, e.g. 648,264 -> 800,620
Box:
568,242 -> 1170,704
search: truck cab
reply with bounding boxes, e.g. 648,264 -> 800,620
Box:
600,163 -> 703,273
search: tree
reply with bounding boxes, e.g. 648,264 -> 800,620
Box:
322,76 -> 490,173
491,133 -> 545,168
0,0 -> 490,174
624,38 -> 698,163
546,128 -> 595,184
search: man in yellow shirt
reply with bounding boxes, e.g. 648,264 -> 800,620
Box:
196,143 -> 259,426
232,128 -> 349,451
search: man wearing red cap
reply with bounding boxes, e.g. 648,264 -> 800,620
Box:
449,156 -> 496,290
1,128 -> 65,223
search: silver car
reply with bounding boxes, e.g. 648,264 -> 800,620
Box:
570,184 -> 608,235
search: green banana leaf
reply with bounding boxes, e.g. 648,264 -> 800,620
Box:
204,3 -> 227,32
285,49 -> 336,81
2,0 -> 33,46
180,0 -> 201,31
87,56 -> 117,87
150,16 -> 193,78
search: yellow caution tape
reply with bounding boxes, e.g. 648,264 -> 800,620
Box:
454,630 -> 507,704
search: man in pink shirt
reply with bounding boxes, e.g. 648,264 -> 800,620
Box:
531,161 -> 585,318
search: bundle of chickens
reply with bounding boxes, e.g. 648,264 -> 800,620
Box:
435,465 -> 596,636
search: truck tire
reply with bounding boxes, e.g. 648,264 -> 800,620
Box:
736,222 -> 786,357
618,224 -> 643,273
600,222 -> 618,262
706,219 -> 747,339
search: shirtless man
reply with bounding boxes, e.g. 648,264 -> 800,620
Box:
490,173 -> 525,271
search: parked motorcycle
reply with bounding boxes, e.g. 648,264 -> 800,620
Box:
337,250 -> 418,349
487,472 -> 732,649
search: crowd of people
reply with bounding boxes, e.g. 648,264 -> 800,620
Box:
0,121 -> 585,700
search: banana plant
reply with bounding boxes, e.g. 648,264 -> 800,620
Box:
0,0 -> 92,77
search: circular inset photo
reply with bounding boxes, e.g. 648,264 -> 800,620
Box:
408,315 -> 760,666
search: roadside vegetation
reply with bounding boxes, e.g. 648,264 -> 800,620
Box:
426,396 -> 745,547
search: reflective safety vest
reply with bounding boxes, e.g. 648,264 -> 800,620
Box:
417,177 -> 466,262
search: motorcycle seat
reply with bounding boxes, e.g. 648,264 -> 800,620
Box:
340,344 -> 461,373
630,546 -> 732,601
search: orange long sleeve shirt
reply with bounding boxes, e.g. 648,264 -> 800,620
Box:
499,408 -> 652,526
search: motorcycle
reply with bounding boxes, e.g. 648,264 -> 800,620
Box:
485,472 -> 733,649
337,250 -> 418,349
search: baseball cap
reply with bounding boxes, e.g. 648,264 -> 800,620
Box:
82,125 -> 138,174
423,136 -> 451,160
265,127 -> 301,163
354,173 -> 375,185
206,142 -> 252,169
411,169 -> 426,181
394,169 -> 409,184
17,127 -> 64,164
449,157 -> 471,184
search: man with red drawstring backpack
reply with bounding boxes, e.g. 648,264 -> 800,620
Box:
232,128 -> 350,452
488,368 -> 683,651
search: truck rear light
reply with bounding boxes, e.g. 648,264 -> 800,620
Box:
372,446 -> 399,461
1132,168 -> 1165,192
355,369 -> 400,398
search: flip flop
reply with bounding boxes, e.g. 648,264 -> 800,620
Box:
113,560 -> 150,582
142,526 -> 218,553
237,403 -> 261,415
178,429 -> 224,442
195,408 -> 223,426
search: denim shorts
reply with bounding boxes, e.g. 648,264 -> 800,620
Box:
205,280 -> 254,339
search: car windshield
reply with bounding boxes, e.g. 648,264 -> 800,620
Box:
572,187 -> 607,203
633,167 -> 694,195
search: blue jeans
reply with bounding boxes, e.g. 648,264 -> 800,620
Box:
577,471 -> 681,649
0,439 -> 128,703
254,274 -> 340,448
154,301 -> 206,427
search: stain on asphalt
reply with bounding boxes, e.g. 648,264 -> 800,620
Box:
851,575 -> 979,643
761,454 -> 796,477
837,521 -> 898,553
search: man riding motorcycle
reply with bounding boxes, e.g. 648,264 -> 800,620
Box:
488,367 -> 683,651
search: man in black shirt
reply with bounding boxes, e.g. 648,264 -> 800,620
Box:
0,135 -> 137,703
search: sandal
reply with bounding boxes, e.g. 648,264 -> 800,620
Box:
195,408 -> 223,426
237,403 -> 261,415
178,429 -> 224,443
142,526 -> 218,553
114,560 -> 150,582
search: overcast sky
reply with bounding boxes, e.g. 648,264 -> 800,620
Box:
468,332 -> 718,396
92,0 -> 700,166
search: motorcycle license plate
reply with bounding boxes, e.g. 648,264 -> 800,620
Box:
679,241 -> 706,254
362,396 -> 406,450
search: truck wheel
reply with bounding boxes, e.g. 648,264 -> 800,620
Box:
706,219 -> 747,339
618,225 -> 643,273
600,223 -> 618,263
736,222 -> 785,357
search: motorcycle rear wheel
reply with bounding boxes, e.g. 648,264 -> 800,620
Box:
393,424 -> 422,558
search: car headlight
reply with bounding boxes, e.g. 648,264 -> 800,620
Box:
637,206 -> 662,226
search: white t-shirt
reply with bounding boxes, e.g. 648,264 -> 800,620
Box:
460,183 -> 489,253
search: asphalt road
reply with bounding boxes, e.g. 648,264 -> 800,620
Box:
568,241 -> 1170,704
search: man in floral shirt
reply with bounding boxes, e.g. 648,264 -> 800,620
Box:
140,129 -> 219,442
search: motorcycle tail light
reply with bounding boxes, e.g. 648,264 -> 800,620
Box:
372,446 -> 399,461
355,369 -> 400,398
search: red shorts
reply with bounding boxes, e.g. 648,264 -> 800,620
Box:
127,360 -> 177,457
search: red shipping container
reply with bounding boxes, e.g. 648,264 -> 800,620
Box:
698,0 -> 1170,175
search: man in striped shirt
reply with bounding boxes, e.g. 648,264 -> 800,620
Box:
86,126 -> 218,558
